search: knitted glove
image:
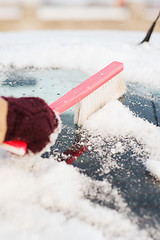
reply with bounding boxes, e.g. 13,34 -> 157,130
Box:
1,96 -> 61,154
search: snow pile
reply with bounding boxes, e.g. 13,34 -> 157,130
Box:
0,30 -> 160,90
83,100 -> 160,177
0,29 -> 160,239
0,154 -> 151,240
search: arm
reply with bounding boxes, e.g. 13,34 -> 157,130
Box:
0,97 -> 8,144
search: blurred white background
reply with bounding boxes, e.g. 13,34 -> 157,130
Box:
0,0 -> 159,31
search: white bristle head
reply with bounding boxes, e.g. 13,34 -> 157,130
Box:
74,75 -> 126,126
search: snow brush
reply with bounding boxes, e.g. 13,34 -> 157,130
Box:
1,61 -> 125,156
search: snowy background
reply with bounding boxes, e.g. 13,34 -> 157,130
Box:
0,29 -> 160,239
0,0 -> 159,7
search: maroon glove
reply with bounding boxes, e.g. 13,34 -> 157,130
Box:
2,96 -> 60,154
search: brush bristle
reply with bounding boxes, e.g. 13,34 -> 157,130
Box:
74,74 -> 126,126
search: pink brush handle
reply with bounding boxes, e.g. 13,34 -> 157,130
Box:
49,61 -> 123,115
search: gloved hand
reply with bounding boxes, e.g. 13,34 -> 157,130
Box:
0,96 -> 61,154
